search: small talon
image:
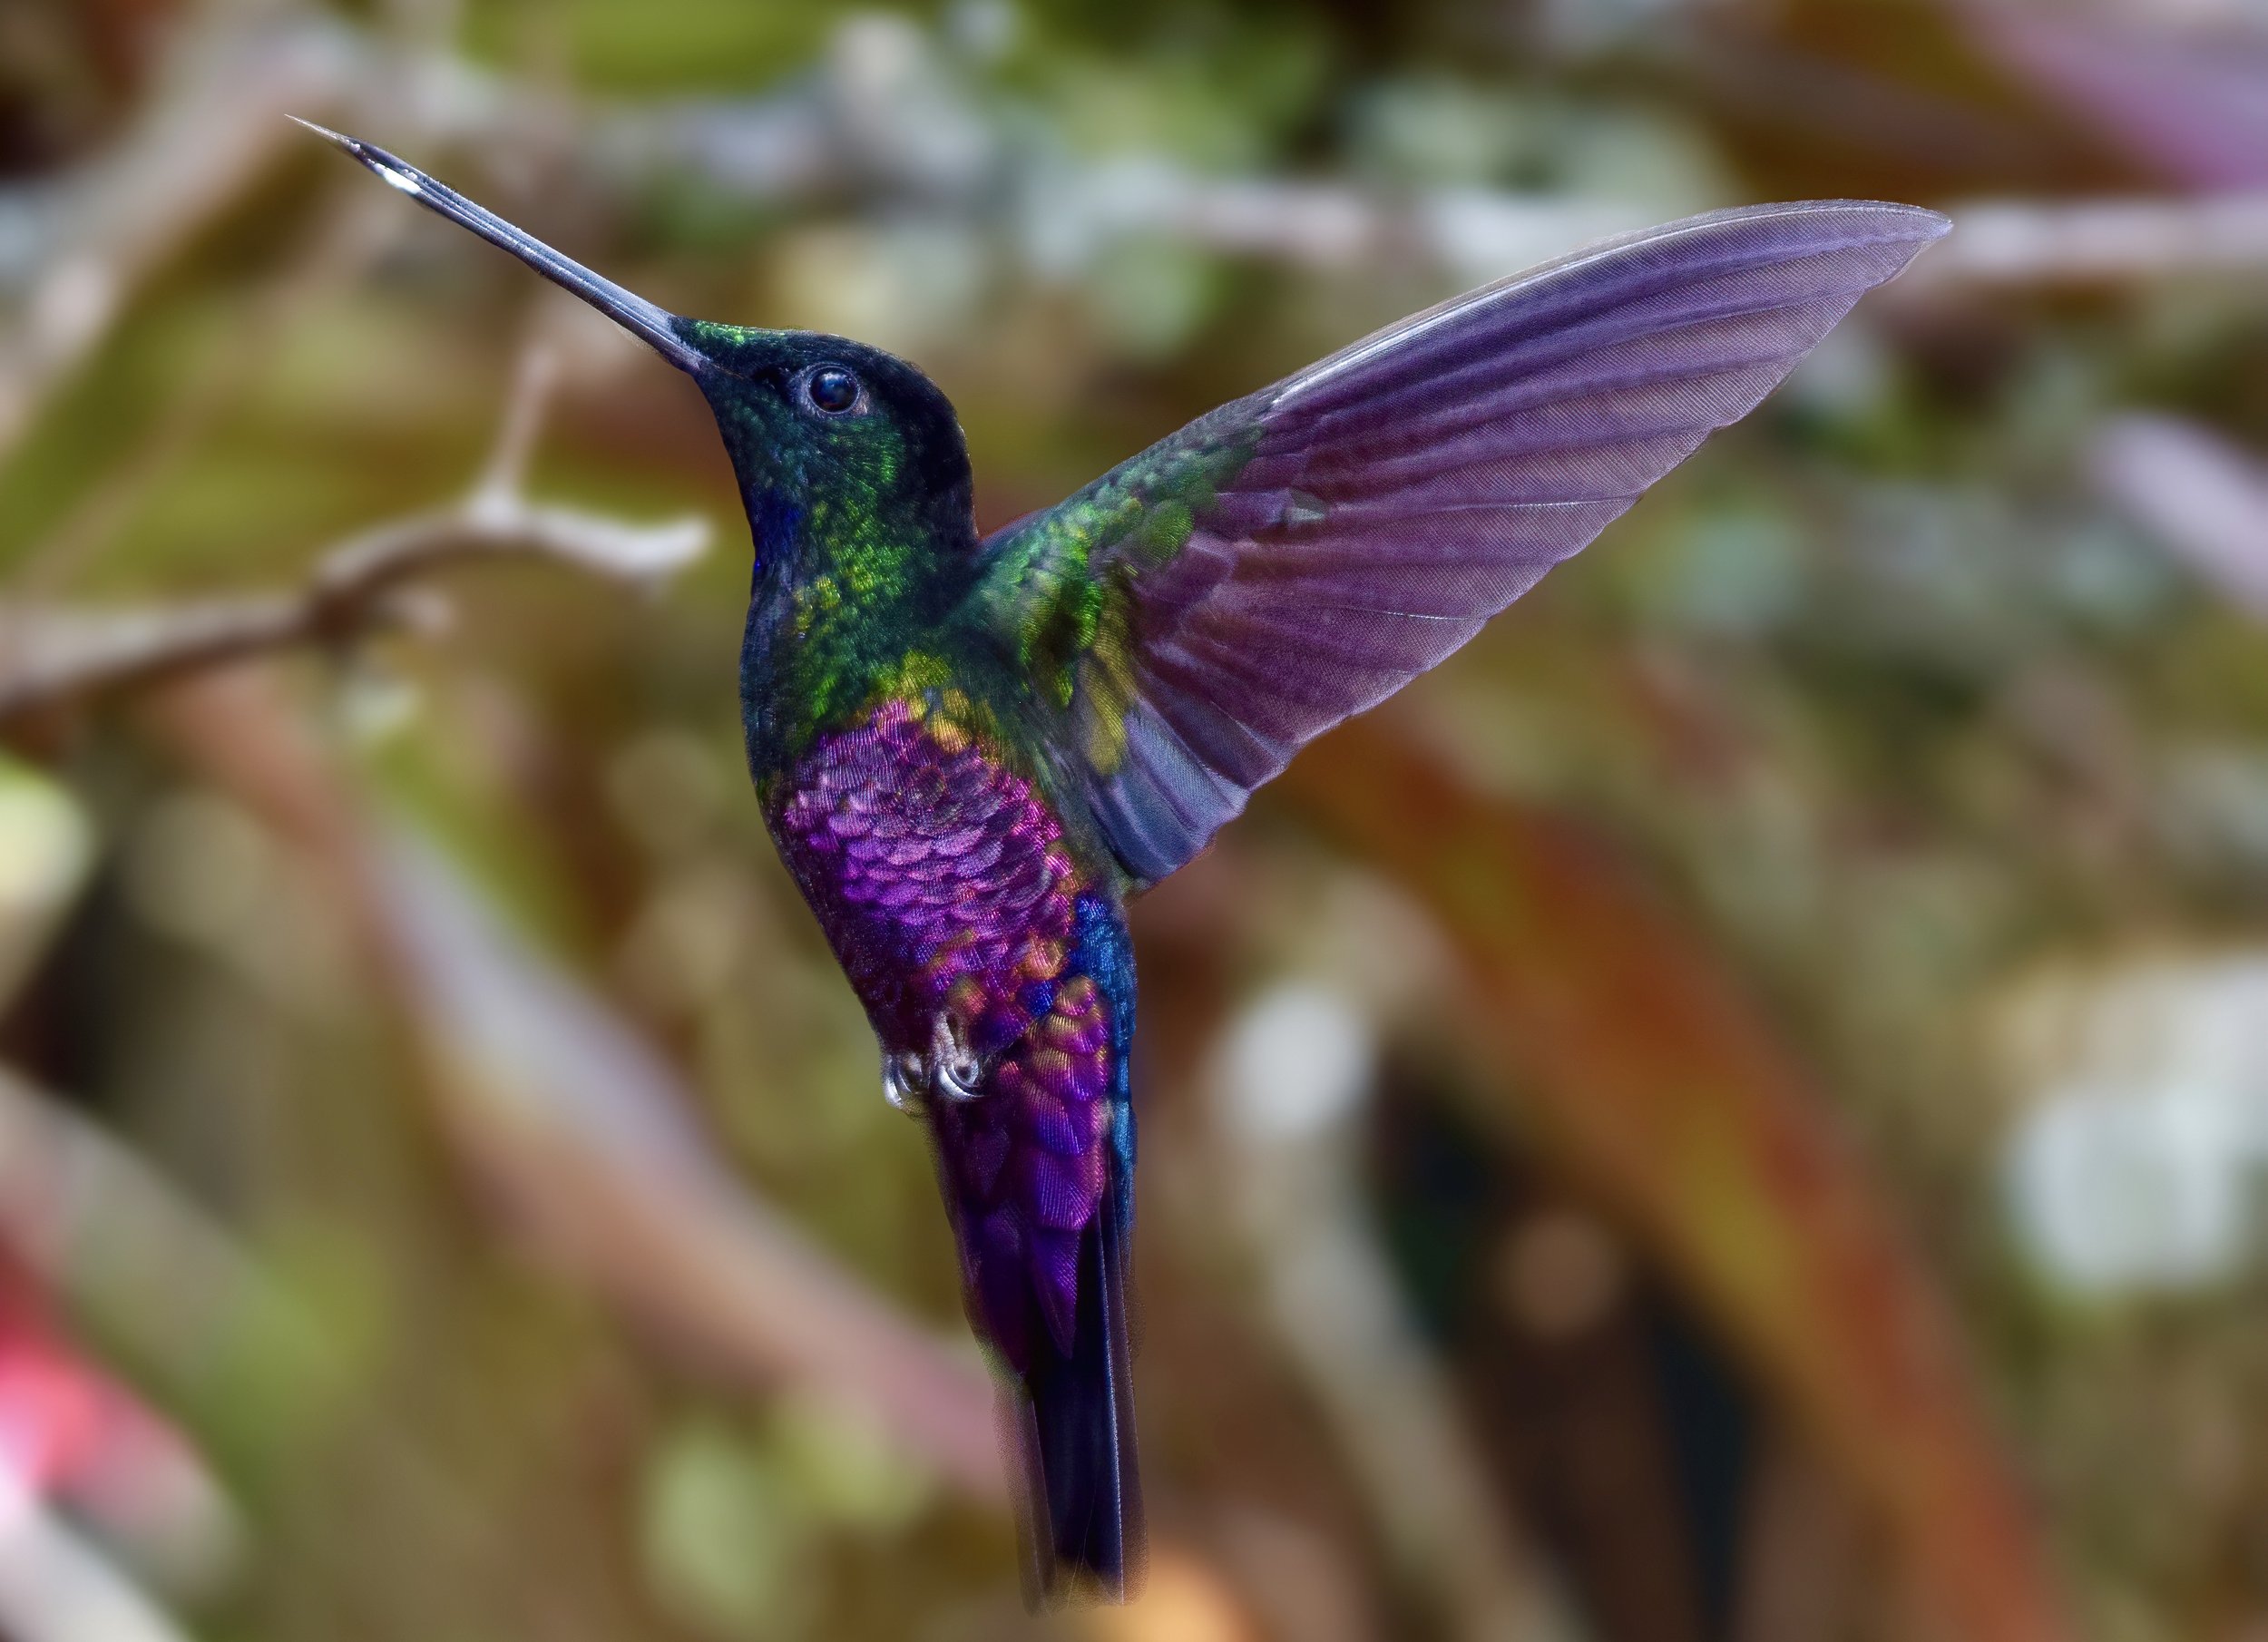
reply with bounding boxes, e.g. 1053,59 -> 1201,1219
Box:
880,1019 -> 985,1112
882,1052 -> 925,1115
929,1014 -> 984,1102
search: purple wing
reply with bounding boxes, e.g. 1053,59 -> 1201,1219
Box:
973,200 -> 1949,886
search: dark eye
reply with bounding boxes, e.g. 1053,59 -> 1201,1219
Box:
802,365 -> 861,415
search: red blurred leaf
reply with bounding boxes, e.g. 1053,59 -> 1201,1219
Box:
0,1253 -> 202,1545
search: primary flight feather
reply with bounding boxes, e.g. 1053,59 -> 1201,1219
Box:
303,118 -> 1946,1605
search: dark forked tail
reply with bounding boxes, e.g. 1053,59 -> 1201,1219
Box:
1012,1167 -> 1142,1604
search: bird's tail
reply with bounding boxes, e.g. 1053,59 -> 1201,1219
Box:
1012,1169 -> 1142,1606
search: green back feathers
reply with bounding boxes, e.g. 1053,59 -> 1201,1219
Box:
970,406 -> 1265,750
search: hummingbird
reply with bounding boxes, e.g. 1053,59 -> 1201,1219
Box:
302,118 -> 1946,1604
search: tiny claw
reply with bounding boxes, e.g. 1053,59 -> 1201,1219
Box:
882,1052 -> 925,1116
930,1014 -> 984,1102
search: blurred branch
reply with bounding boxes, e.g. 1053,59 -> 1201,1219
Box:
139,671 -> 1005,1505
0,347 -> 709,728
1920,193 -> 2268,285
1959,3 -> 2268,191
407,14 -> 2268,288
2093,414 -> 2268,619
10,0 -> 2262,497
0,497 -> 706,725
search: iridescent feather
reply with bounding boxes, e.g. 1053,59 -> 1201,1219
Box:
974,201 -> 1951,885
769,694 -> 1139,1595
304,125 -> 1946,1609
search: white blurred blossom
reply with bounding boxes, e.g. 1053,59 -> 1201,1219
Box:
2000,952 -> 2268,1294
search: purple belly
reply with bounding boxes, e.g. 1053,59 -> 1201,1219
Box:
769,695 -> 1119,1363
770,696 -> 1080,1055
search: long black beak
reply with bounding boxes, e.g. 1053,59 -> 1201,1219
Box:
294,118 -> 709,377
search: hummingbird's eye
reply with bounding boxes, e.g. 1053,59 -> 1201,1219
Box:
801,365 -> 862,415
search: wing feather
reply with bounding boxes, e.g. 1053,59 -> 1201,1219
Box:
971,200 -> 1950,885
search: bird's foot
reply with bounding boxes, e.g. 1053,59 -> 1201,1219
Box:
882,1051 -> 926,1116
879,1015 -> 986,1114
929,1012 -> 983,1102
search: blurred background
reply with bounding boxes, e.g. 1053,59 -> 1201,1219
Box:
5,1 -> 2268,1638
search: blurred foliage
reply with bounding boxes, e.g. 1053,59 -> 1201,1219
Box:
9,2 -> 2268,1641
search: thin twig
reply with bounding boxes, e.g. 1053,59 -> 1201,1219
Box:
471,344 -> 562,503
0,345 -> 707,728
0,505 -> 706,727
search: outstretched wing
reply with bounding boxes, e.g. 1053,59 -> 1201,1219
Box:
969,200 -> 1949,886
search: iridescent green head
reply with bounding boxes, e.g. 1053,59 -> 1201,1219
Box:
671,324 -> 976,594
296,122 -> 979,612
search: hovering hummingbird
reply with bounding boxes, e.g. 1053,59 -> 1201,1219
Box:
302,118 -> 1945,1604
